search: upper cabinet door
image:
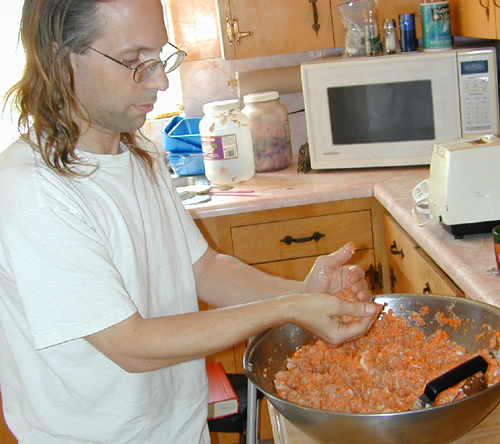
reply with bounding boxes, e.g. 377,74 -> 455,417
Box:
216,0 -> 336,60
449,0 -> 498,39
166,0 -> 222,61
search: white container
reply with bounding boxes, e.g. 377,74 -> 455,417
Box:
200,100 -> 255,185
242,91 -> 293,172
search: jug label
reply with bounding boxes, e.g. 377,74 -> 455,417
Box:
202,134 -> 238,160
421,2 -> 452,51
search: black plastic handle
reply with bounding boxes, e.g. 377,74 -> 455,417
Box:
424,356 -> 488,402
280,231 -> 325,245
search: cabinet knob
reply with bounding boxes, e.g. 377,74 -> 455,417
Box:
280,231 -> 325,245
423,282 -> 432,294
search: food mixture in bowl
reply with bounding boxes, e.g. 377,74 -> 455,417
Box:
274,290 -> 500,414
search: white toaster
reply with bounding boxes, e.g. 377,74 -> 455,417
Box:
428,134 -> 500,238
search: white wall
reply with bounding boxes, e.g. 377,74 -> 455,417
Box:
0,5 -> 24,153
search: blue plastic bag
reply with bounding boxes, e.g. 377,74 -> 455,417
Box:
163,116 -> 205,176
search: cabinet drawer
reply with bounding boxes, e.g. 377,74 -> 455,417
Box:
231,210 -> 373,264
383,212 -> 463,297
254,249 -> 376,281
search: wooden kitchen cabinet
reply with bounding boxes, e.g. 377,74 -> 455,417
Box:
382,211 -> 464,297
449,0 -> 499,39
195,197 -> 382,443
215,0 -> 335,60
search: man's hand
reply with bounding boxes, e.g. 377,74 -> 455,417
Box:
287,292 -> 378,347
303,242 -> 372,301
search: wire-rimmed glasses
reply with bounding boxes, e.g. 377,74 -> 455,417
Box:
85,41 -> 187,83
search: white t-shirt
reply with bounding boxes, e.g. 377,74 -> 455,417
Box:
0,138 -> 210,444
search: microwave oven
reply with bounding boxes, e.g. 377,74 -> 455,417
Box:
301,48 -> 499,170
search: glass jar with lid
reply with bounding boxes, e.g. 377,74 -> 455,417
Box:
242,91 -> 293,172
199,99 -> 255,185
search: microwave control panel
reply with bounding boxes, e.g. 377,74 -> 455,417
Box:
457,49 -> 499,135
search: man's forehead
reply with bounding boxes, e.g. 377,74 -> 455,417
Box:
94,0 -> 168,49
96,0 -> 164,24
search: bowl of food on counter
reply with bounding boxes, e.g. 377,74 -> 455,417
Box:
244,293 -> 500,444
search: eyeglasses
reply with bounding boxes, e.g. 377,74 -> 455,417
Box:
85,42 -> 187,83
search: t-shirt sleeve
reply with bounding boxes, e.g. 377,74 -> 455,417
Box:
2,207 -> 138,350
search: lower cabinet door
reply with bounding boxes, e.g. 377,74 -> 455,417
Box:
383,212 -> 464,297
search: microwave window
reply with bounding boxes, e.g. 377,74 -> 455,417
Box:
327,80 -> 435,145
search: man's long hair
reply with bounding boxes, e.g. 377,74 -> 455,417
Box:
5,0 -> 156,176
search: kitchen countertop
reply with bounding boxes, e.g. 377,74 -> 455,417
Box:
186,161 -> 500,307
186,162 -> 402,220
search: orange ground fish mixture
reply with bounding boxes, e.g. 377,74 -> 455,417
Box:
274,295 -> 500,414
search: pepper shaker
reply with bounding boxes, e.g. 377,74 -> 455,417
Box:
383,18 -> 400,54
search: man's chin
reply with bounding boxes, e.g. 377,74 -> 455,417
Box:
120,115 -> 148,133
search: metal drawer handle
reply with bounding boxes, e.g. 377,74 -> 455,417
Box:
390,240 -> 405,258
280,231 -> 325,245
309,0 -> 321,34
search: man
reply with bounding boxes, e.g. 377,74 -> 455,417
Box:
0,0 -> 377,443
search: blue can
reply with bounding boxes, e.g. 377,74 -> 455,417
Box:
399,13 -> 418,52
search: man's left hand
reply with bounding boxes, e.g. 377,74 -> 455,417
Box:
302,242 -> 372,301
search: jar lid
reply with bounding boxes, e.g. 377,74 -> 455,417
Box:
243,91 -> 279,104
203,99 -> 241,114
383,18 -> 397,30
363,8 -> 378,22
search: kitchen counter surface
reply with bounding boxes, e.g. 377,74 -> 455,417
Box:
186,162 -> 406,219
374,168 -> 500,308
187,162 -> 500,307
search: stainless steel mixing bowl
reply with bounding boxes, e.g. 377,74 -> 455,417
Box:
244,294 -> 500,444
